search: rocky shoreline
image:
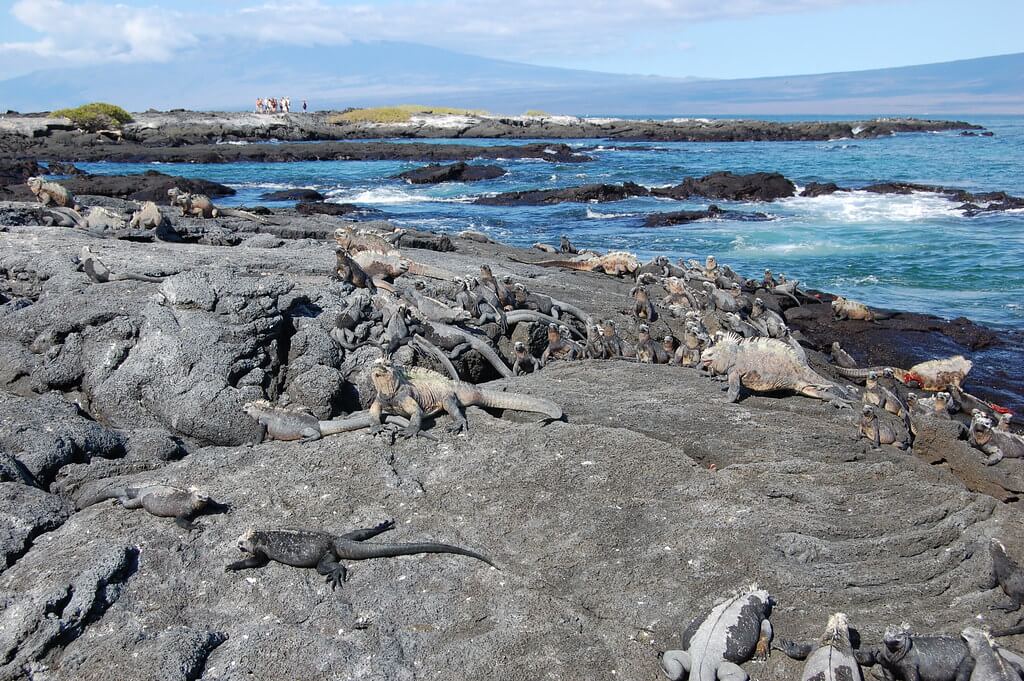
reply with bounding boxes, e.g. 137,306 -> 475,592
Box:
3,136 -> 1024,680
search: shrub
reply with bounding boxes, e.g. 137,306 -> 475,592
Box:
328,105 -> 487,124
51,102 -> 133,132
523,109 -> 550,117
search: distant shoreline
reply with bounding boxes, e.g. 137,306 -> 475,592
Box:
0,111 -> 982,153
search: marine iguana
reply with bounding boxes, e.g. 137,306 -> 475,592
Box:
661,585 -> 774,681
79,483 -> 226,530
857,624 -> 1024,681
512,341 -> 540,375
79,246 -> 167,284
674,325 -> 706,367
972,415 -> 1024,464
662,277 -> 700,309
367,357 -> 562,437
763,269 -> 777,288
832,356 -> 973,391
700,333 -> 851,406
832,295 -> 875,321
598,319 -> 629,358
510,251 -> 640,278
988,539 -> 1024,618
541,323 -> 582,364
831,341 -> 859,369
166,188 -> 268,222
225,521 -> 495,589
532,242 -> 558,253
334,250 -> 388,293
243,401 -> 424,442
632,285 -> 658,321
961,628 -> 1019,681
721,312 -> 761,339
773,274 -> 806,306
636,324 -> 670,364
559,234 -> 578,254
775,613 -> 866,681
352,250 -> 456,282
702,282 -> 741,313
333,226 -> 399,255
749,298 -> 788,339
864,372 -> 910,424
26,176 -> 79,209
128,201 -> 167,230
857,405 -> 910,450
479,264 -> 515,309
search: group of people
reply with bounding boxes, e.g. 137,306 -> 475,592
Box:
255,97 -> 306,114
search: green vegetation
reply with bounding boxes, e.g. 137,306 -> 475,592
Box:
328,105 -> 488,124
52,102 -> 133,132
523,109 -> 551,117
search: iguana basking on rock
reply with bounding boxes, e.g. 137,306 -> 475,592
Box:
79,246 -> 167,284
857,623 -> 1024,681
970,414 -> 1023,465
833,356 -> 973,391
701,333 -> 851,406
510,251 -> 640,278
225,521 -> 495,589
351,250 -> 456,281
775,613 -> 868,681
83,206 -> 127,231
961,628 -> 1019,681
368,358 -> 562,437
79,483 -> 227,530
512,341 -> 541,375
333,226 -> 400,255
632,285 -> 658,321
662,585 -> 774,681
128,201 -> 167,230
26,176 -> 79,209
831,341 -> 859,369
242,401 -> 420,442
541,323 -> 582,364
857,405 -> 910,450
166,188 -> 268,222
831,295 -> 875,321
749,298 -> 788,339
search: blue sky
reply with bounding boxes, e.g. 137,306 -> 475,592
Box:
1,0 -> 1022,81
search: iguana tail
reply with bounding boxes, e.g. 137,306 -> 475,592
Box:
115,273 -> 167,283
216,208 -> 270,224
404,261 -> 458,280
507,255 -> 594,270
78,487 -> 128,509
991,621 -> 1024,638
831,365 -> 895,380
412,334 -> 460,380
505,310 -> 583,338
466,387 -> 563,420
318,413 -> 412,436
549,297 -> 593,326
430,322 -> 512,378
336,540 -> 496,568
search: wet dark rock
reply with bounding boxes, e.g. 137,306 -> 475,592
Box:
294,201 -> 379,218
475,182 -> 649,206
0,159 -> 43,186
44,161 -> 86,176
61,170 -> 235,203
259,188 -> 324,202
651,171 -> 796,202
396,162 -> 506,184
800,182 -> 845,197
643,205 -> 771,227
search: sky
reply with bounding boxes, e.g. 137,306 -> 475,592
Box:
0,0 -> 1022,81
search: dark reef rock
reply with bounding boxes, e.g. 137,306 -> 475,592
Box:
260,188 -> 325,202
475,182 -> 649,206
61,170 -> 235,203
800,182 -> 845,197
294,201 -> 382,218
643,205 -> 771,227
396,162 -> 506,184
651,171 -> 796,202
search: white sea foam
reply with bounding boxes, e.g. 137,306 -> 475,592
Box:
325,187 -> 464,205
585,208 -> 635,220
781,190 -> 960,223
216,140 -> 250,146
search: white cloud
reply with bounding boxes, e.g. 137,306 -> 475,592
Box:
0,0 -> 885,74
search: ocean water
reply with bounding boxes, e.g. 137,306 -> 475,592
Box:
78,116 -> 1024,330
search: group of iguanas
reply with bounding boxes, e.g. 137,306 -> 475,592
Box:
23,176 -> 268,241
25,179 -> 1024,675
663,546 -> 1024,681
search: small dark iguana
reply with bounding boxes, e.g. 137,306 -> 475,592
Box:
243,401 -> 420,442
79,483 -> 227,530
368,358 -> 562,437
225,521 -> 495,589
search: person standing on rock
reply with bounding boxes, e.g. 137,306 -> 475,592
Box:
302,99 -> 307,113
255,97 -> 263,114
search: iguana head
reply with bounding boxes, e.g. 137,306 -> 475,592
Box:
242,399 -> 272,418
705,255 -> 717,270
26,177 -> 43,193
513,341 -> 526,354
960,627 -> 994,654
883,623 -> 912,655
236,528 -> 257,554
752,298 -> 765,313
821,612 -> 852,648
934,392 -> 950,410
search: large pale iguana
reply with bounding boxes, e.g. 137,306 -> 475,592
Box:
368,358 -> 562,437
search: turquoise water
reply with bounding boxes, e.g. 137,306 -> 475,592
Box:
79,116 -> 1024,329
